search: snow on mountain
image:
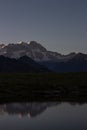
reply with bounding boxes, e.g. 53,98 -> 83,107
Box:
0,41 -> 79,62
0,44 -> 6,49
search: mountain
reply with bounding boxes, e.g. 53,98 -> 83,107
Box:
0,55 -> 49,72
41,53 -> 87,72
0,41 -> 87,72
0,41 -> 76,62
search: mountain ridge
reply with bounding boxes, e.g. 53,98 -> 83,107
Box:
0,41 -> 87,72
0,41 -> 81,62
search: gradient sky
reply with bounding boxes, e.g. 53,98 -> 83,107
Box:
0,0 -> 87,54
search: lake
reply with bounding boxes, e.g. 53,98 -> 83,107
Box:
0,102 -> 87,130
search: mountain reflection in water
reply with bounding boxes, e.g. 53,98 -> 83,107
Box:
0,102 -> 59,118
0,102 -> 86,118
0,102 -> 87,130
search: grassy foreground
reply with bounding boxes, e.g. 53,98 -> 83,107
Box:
0,72 -> 87,102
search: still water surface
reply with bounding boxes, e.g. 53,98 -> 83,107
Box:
0,102 -> 87,130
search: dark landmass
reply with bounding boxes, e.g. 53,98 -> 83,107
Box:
0,55 -> 49,72
0,72 -> 87,103
0,53 -> 87,73
40,53 -> 87,72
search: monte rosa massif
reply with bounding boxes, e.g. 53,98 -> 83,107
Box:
0,41 -> 87,72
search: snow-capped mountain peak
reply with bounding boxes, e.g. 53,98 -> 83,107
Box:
0,41 -> 85,62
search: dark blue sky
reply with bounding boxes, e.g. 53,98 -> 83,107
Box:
0,0 -> 87,54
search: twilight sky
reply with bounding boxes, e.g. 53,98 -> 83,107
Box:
0,0 -> 87,54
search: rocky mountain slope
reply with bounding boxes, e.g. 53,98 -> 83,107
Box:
0,41 -> 76,62
0,41 -> 87,72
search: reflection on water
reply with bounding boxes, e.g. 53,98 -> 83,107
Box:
0,102 -> 87,130
0,102 -> 58,118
